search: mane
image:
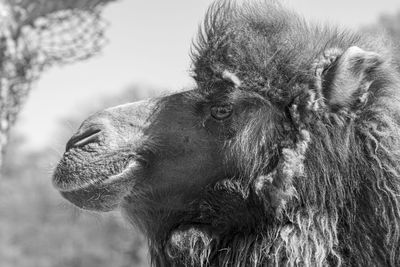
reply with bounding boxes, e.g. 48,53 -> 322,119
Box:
124,1 -> 400,266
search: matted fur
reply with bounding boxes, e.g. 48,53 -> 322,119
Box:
53,0 -> 400,266
133,1 -> 400,266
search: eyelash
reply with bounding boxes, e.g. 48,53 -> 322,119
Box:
210,104 -> 233,120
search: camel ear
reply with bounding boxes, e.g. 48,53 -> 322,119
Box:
323,46 -> 383,109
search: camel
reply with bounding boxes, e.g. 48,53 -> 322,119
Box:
53,1 -> 400,266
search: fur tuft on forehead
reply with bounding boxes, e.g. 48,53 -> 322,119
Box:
191,0 -> 369,102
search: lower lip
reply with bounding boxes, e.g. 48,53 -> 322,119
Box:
103,161 -> 141,185
60,184 -> 121,212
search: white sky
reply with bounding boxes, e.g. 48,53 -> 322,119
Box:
14,0 -> 400,150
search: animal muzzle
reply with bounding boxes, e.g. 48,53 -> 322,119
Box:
53,99 -> 157,211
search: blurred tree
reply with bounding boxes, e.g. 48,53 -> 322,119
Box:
0,85 -> 157,267
377,12 -> 400,42
363,11 -> 400,56
0,0 -> 118,167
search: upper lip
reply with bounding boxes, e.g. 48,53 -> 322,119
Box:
53,159 -> 140,192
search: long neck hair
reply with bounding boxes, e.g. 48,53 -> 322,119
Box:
125,1 -> 400,265
136,78 -> 400,266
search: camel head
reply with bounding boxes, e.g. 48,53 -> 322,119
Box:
52,68 -> 283,228
53,89 -> 241,211
53,1 -> 400,266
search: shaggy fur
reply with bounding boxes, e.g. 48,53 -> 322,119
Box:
138,1 -> 400,266
54,1 -> 400,266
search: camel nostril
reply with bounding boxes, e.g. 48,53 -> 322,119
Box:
66,127 -> 102,152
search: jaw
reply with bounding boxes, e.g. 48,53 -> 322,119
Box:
121,178 -> 255,243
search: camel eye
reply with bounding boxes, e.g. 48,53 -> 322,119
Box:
210,105 -> 233,120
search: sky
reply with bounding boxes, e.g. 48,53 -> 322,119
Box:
14,0 -> 400,150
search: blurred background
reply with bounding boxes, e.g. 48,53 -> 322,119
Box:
0,0 -> 399,266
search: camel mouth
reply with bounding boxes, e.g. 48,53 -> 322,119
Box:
53,160 -> 140,192
53,155 -> 142,211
